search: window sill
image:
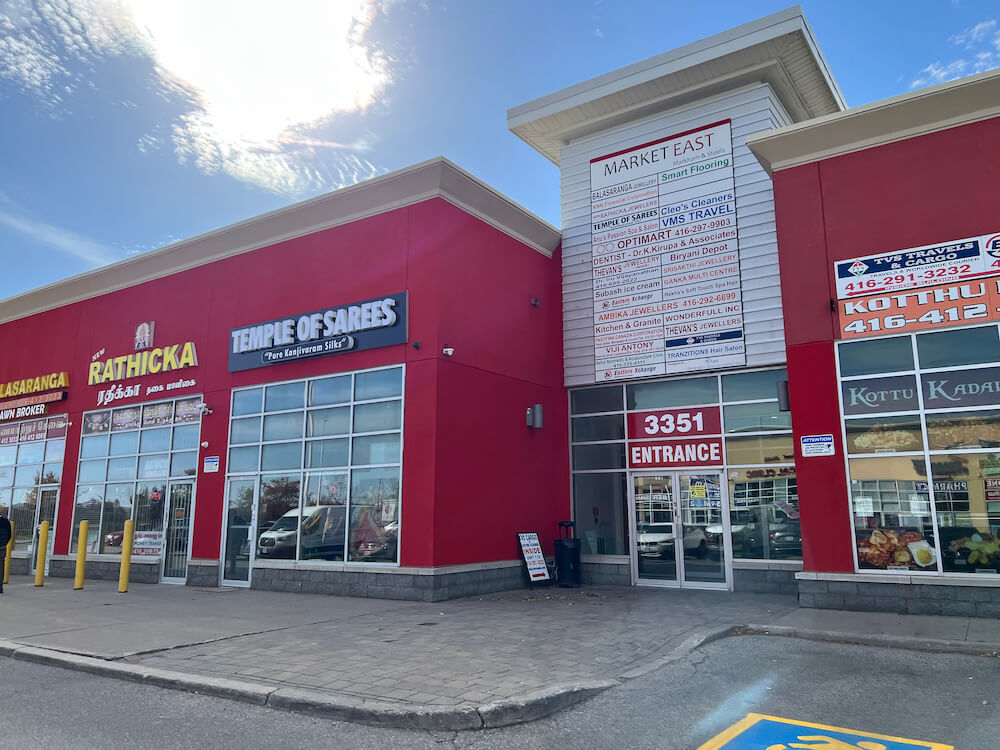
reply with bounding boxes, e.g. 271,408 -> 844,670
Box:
796,570 -> 1000,587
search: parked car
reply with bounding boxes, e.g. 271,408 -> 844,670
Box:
637,523 -> 707,559
742,518 -> 802,558
704,510 -> 760,558
256,509 -> 306,559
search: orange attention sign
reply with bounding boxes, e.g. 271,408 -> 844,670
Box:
838,277 -> 1000,339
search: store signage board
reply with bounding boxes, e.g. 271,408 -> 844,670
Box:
800,434 -> 835,457
132,531 -> 164,557
834,232 -> 1000,339
835,231 -> 1000,299
922,366 -> 1000,408
841,374 -> 919,415
229,293 -> 407,372
626,406 -> 721,440
517,532 -> 550,582
628,437 -> 724,468
203,456 -> 220,473
590,121 -> 745,382
697,712 -> 952,750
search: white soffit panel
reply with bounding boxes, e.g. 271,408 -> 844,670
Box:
507,6 -> 844,164
747,68 -> 1000,174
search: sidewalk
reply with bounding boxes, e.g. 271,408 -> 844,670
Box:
1,575 -> 998,730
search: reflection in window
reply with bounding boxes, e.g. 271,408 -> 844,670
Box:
725,434 -> 795,465
926,410 -> 1000,451
723,402 -> 791,433
848,456 -> 937,572
571,386 -> 623,415
917,325 -> 1000,369
930,453 -> 1000,574
627,377 -> 718,410
721,369 -> 788,402
728,467 -> 800,560
839,336 -> 913,377
571,415 -> 625,442
226,367 -> 403,565
845,414 -> 923,454
573,473 -> 628,555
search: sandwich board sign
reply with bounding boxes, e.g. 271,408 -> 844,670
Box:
517,532 -> 551,583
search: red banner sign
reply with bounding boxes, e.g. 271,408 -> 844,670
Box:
628,437 -> 724,468
627,406 -> 721,440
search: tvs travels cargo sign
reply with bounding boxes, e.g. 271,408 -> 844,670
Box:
229,293 -> 407,372
835,231 -> 1000,338
590,120 -> 745,382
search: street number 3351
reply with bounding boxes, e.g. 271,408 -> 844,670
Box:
644,411 -> 704,435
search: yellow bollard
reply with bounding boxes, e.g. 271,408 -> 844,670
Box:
34,520 -> 49,587
3,519 -> 12,585
74,520 -> 88,590
118,519 -> 134,593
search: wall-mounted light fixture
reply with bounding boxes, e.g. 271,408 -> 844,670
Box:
529,297 -> 541,307
526,403 -> 543,429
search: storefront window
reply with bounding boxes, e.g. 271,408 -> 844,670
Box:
0,415 -> 66,554
838,336 -> 913,377
572,472 -> 628,555
226,366 -> 403,565
570,368 -> 794,561
839,323 -> 1000,577
71,397 -> 201,555
627,377 -> 718,410
721,369 -> 787,402
724,434 -> 795,465
916,326 -> 1000,369
727,467 -> 799,560
849,456 -> 936,572
930,453 -> 1000,574
844,415 -> 924,454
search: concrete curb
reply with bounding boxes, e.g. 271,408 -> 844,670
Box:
0,637 -> 618,731
736,624 -> 1000,657
618,625 -> 739,680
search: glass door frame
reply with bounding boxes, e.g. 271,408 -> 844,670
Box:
28,488 -> 59,576
221,476 -> 258,588
159,479 -> 195,584
628,469 -> 733,591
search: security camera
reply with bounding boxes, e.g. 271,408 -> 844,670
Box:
442,347 -> 455,357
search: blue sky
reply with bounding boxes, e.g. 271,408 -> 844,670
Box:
1,0 -> 998,300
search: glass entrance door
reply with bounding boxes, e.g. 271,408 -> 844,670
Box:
161,482 -> 193,582
630,471 -> 730,589
29,488 -> 58,575
222,478 -> 256,586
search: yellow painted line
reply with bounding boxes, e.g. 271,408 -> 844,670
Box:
696,713 -> 764,749
696,712 -> 954,750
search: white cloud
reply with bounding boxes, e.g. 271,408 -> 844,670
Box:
0,208 -> 117,266
950,19 -> 996,47
912,18 -> 1000,88
0,0 -> 404,195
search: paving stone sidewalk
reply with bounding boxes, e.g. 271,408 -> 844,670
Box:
2,574 -> 999,726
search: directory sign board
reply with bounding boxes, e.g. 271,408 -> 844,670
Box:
591,120 -> 745,381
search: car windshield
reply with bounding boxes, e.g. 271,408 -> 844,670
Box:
268,517 -> 298,532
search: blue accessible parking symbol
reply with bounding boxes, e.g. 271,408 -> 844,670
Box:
697,714 -> 953,750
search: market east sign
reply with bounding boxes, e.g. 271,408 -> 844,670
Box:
228,293 -> 408,373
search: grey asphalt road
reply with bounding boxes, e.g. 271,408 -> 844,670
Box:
1,636 -> 998,749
